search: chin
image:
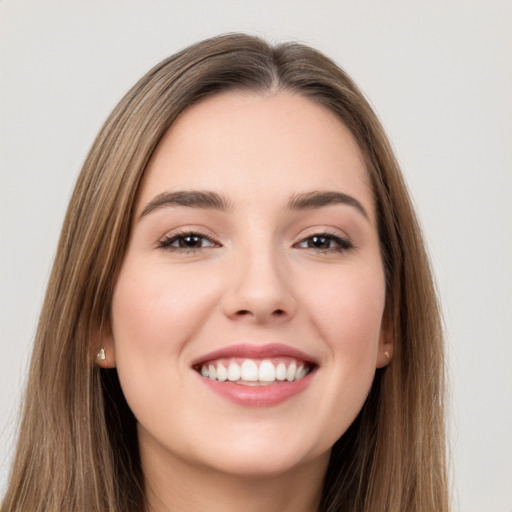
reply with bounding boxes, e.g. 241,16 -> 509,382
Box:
201,446 -> 324,479
186,425 -> 331,478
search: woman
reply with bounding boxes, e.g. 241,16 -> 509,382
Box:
2,33 -> 449,511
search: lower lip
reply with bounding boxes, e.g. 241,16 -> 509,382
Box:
197,372 -> 315,407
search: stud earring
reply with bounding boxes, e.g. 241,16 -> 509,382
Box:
97,348 -> 106,362
96,347 -> 116,368
384,351 -> 391,360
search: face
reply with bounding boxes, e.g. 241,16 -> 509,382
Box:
103,91 -> 392,478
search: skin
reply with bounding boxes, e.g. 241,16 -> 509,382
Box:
101,90 -> 393,512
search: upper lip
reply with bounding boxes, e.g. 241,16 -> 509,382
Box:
191,343 -> 319,367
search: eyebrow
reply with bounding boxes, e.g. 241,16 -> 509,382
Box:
139,190 -> 232,219
139,189 -> 369,221
287,191 -> 369,220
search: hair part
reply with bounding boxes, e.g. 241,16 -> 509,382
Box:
2,33 -> 449,511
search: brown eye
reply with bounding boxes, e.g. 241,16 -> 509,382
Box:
158,232 -> 218,252
297,233 -> 353,252
177,235 -> 204,248
307,236 -> 333,249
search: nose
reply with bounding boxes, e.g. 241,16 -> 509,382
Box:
221,245 -> 297,324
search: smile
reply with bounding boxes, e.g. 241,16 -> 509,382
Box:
198,357 -> 312,385
192,344 -> 317,406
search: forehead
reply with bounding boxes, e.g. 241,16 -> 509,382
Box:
139,91 -> 374,218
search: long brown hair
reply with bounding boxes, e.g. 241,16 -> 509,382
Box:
2,33 -> 449,511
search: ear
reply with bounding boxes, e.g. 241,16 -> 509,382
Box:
375,312 -> 394,369
93,320 -> 117,369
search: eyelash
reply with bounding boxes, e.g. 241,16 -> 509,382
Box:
157,230 -> 218,253
157,231 -> 354,254
294,232 -> 354,253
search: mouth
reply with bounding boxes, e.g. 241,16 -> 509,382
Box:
191,344 -> 318,406
194,357 -> 313,385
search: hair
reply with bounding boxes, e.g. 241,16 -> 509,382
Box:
2,33 -> 449,511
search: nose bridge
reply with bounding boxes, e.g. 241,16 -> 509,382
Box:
222,236 -> 296,322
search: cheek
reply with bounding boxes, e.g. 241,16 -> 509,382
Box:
298,259 -> 386,419
297,265 -> 385,441
109,260 -> 224,435
303,264 -> 386,351
110,259 -> 221,370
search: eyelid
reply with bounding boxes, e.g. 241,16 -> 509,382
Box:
157,229 -> 221,252
293,230 -> 354,253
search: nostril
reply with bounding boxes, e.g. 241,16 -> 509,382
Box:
234,308 -> 286,318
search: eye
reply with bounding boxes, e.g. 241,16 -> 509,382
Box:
158,231 -> 219,252
296,233 -> 353,253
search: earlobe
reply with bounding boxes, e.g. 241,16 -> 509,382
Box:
376,314 -> 394,369
376,346 -> 393,369
96,347 -> 116,368
94,323 -> 116,369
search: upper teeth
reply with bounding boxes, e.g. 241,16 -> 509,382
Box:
199,358 -> 309,384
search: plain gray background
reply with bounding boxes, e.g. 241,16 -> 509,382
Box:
1,2 -> 511,510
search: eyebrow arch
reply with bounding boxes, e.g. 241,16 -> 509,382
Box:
139,190 -> 231,219
287,191 -> 369,220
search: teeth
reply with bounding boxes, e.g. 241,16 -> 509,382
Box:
276,362 -> 287,381
199,358 -> 311,384
296,365 -> 307,380
241,360 -> 259,381
217,362 -> 228,382
227,362 -> 241,381
286,362 -> 296,382
258,360 -> 275,382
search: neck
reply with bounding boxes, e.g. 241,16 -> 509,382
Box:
141,440 -> 329,512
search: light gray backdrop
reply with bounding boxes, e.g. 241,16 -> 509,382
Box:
1,2 -> 511,510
